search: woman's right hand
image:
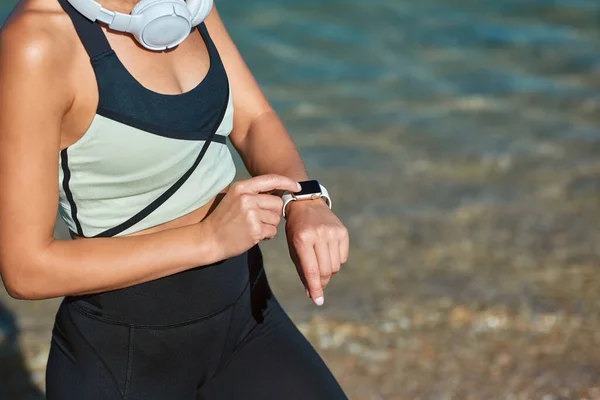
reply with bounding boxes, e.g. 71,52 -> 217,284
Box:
201,174 -> 300,261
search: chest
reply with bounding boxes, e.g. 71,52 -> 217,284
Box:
61,26 -> 213,151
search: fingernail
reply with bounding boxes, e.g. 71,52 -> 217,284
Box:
314,296 -> 324,306
296,182 -> 302,191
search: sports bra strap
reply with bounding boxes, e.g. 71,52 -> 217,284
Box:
57,0 -> 112,59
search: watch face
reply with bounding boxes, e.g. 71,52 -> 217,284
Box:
296,180 -> 321,195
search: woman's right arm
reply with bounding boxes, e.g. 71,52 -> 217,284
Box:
0,15 -> 298,301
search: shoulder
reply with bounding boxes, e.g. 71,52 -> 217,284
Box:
0,0 -> 79,81
0,0 -> 82,113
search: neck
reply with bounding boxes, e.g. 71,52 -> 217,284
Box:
98,0 -> 141,13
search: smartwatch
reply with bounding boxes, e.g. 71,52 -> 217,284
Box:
282,180 -> 332,218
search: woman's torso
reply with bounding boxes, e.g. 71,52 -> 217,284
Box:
55,0 -> 234,239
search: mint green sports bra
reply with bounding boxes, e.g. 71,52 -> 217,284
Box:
57,4 -> 235,238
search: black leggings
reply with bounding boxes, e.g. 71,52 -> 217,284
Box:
45,246 -> 347,399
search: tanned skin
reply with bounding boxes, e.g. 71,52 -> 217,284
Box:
0,0 -> 349,306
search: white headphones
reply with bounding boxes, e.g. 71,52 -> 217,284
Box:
66,0 -> 213,50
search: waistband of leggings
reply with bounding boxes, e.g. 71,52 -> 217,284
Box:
64,248 -> 262,327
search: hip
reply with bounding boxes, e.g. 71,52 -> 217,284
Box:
64,244 -> 265,327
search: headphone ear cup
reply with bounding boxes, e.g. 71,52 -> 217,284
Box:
187,0 -> 213,26
129,0 -> 192,50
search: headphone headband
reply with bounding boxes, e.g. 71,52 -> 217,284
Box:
67,0 -> 115,24
65,0 -> 213,50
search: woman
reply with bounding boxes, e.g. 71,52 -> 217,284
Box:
0,0 -> 350,397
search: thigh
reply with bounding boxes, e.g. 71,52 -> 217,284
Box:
46,299 -> 233,400
198,298 -> 348,400
45,302 -> 128,400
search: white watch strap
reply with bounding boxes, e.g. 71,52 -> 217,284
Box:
281,192 -> 296,218
282,183 -> 332,218
319,184 -> 332,209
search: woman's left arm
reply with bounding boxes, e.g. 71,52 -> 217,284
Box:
205,7 -> 349,306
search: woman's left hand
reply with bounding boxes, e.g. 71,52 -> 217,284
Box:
284,199 -> 349,306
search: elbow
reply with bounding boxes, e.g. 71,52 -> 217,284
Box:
1,269 -> 26,299
3,279 -> 49,300
2,272 -> 36,300
4,280 -> 28,300
1,240 -> 58,300
1,262 -> 48,301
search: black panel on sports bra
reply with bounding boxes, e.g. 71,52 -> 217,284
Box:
57,0 -> 230,139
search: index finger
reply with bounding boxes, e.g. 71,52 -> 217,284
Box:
238,174 -> 301,194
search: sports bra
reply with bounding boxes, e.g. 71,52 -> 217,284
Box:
56,0 -> 236,238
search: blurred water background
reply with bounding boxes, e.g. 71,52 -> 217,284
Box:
1,0 -> 600,398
